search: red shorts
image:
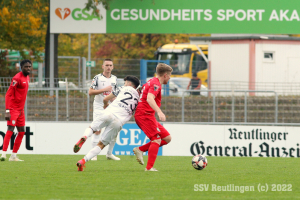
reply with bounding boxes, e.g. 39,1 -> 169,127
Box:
7,109 -> 25,127
135,113 -> 170,141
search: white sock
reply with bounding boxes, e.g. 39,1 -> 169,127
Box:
11,153 -> 17,158
1,151 -> 6,157
107,140 -> 116,155
91,134 -> 100,148
84,146 -> 101,162
83,128 -> 93,138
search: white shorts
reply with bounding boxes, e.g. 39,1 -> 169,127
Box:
93,107 -> 104,131
90,111 -> 122,146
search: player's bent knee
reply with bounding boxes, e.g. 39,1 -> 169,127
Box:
163,135 -> 172,143
97,141 -> 106,149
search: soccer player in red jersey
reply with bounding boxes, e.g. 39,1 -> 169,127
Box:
0,60 -> 31,162
133,63 -> 173,171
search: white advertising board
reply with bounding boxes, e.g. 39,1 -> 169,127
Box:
1,122 -> 299,157
0,122 -> 161,156
0,122 -> 108,155
163,124 -> 300,157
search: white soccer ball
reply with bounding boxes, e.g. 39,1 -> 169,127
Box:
192,154 -> 208,170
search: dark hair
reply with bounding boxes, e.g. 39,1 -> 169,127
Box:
124,75 -> 140,88
192,72 -> 197,77
103,58 -> 113,65
104,58 -> 112,62
20,59 -> 32,67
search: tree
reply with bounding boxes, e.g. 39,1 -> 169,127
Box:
0,50 -> 19,77
0,0 -> 48,59
0,0 -> 48,77
94,34 -> 207,59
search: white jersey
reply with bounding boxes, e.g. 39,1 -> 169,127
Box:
105,86 -> 139,125
90,73 -> 117,110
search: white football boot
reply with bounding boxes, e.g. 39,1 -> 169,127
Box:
145,168 -> 158,172
133,147 -> 144,165
106,154 -> 120,160
9,156 -> 24,161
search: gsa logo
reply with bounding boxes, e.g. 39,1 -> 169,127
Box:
113,123 -> 163,156
55,7 -> 102,21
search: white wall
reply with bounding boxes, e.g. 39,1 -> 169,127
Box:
255,43 -> 300,91
210,43 -> 249,85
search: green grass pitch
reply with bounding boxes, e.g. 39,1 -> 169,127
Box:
0,155 -> 299,200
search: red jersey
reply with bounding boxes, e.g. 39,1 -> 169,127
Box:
135,77 -> 161,115
5,72 -> 30,111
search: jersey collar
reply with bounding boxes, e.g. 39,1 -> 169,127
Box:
101,73 -> 111,78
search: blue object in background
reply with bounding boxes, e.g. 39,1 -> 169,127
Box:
140,59 -> 170,96
113,123 -> 162,156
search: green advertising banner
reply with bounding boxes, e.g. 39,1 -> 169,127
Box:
50,0 -> 300,34
107,0 -> 300,34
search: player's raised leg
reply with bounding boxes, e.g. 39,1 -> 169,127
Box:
137,138 -> 169,153
134,135 -> 170,165
73,128 -> 93,153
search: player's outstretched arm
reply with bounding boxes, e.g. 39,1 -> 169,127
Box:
88,85 -> 112,96
147,93 -> 166,121
103,92 -> 116,109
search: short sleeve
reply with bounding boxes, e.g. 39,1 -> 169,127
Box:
148,81 -> 161,97
114,77 -> 118,91
112,86 -> 123,97
90,75 -> 98,89
11,77 -> 19,87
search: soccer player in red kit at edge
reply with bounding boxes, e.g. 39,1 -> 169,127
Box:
133,63 -> 173,171
0,60 -> 31,161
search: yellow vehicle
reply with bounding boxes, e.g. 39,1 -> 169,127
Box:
156,43 -> 208,86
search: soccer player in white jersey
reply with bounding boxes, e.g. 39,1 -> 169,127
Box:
76,76 -> 141,171
73,59 -> 119,161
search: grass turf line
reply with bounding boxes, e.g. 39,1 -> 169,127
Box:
0,155 -> 299,200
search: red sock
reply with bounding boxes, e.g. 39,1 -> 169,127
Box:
146,142 -> 160,170
12,132 -> 25,153
139,140 -> 168,152
2,130 -> 14,151
139,142 -> 151,152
